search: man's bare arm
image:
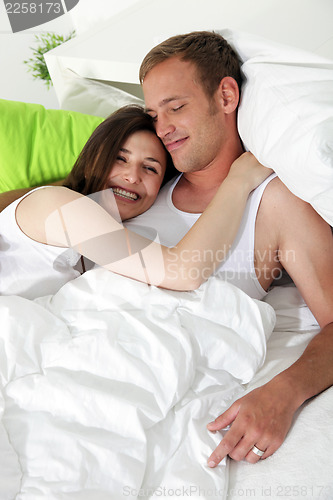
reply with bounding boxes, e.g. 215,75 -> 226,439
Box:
207,179 -> 333,465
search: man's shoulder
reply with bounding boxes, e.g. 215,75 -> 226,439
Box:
259,176 -> 329,238
262,176 -> 295,201
259,176 -> 310,217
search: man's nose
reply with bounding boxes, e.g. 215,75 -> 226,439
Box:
155,114 -> 175,139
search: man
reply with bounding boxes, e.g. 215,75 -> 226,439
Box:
124,31 -> 333,466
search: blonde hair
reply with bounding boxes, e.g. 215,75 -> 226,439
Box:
139,31 -> 242,98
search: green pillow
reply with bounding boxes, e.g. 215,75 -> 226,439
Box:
0,99 -> 104,193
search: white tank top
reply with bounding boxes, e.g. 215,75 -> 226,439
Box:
0,188 -> 81,299
125,174 -> 277,300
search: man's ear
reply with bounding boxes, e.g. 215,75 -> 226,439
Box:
217,77 -> 239,114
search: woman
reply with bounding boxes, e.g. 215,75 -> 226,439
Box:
0,105 -> 271,299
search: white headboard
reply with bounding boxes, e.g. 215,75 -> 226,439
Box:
45,0 -> 333,104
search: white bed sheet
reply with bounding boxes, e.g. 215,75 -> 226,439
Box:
0,269 -> 274,500
0,270 -> 331,499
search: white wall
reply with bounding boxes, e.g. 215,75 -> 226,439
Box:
1,0 -> 333,108
0,0 -> 139,108
69,0 -> 139,35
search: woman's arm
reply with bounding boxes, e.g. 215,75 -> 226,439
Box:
16,153 -> 272,291
0,188 -> 34,212
0,180 -> 64,212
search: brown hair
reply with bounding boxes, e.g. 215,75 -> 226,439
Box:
64,105 -> 176,195
139,31 -> 242,99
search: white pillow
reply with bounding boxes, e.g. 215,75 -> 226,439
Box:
60,69 -> 144,118
219,29 -> 333,225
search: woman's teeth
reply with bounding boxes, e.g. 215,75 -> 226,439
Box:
112,188 -> 138,201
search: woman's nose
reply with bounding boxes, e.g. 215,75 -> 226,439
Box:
122,164 -> 141,184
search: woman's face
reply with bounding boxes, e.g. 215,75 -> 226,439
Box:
104,130 -> 167,221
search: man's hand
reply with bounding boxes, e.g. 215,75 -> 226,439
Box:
206,378 -> 297,465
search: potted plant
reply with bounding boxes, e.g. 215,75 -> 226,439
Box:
24,30 -> 76,88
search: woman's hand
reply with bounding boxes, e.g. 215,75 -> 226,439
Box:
227,152 -> 274,192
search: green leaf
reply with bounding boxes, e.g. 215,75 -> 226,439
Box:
23,30 -> 76,89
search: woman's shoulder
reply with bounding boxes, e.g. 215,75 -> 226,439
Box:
22,185 -> 80,205
15,186 -> 82,245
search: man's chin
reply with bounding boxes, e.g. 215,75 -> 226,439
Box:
170,155 -> 185,172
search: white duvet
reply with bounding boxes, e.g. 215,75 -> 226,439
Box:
0,268 -> 275,499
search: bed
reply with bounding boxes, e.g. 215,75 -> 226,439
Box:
0,268 -> 331,500
0,264 -> 332,499
1,20 -> 333,500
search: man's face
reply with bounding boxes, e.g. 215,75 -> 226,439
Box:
143,57 -> 229,173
